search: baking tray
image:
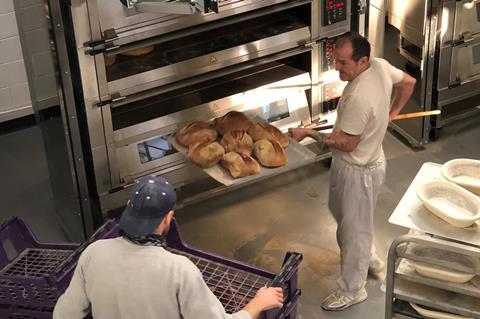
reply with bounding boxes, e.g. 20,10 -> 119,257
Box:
168,131 -> 316,186
389,162 -> 480,246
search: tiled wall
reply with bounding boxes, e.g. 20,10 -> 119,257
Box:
0,0 -> 59,122
0,0 -> 32,121
15,0 -> 58,109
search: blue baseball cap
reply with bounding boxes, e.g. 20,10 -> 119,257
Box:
119,175 -> 177,237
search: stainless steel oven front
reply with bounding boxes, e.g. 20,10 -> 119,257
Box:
50,0 -> 353,222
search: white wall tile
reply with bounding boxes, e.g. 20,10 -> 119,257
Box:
24,28 -> 50,54
34,74 -> 57,101
0,64 -> 8,88
18,4 -> 48,31
0,12 -> 19,39
2,60 -> 28,86
0,0 -> 14,14
17,0 -> 44,9
32,51 -> 55,77
0,87 -> 12,111
9,83 -> 31,107
0,36 -> 23,64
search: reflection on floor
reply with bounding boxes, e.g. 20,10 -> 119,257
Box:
0,113 -> 479,318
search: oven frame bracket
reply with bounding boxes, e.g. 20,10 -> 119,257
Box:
121,0 -> 218,15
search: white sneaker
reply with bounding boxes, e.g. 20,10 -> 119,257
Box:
321,288 -> 368,311
368,258 -> 385,277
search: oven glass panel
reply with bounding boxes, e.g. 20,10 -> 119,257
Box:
106,9 -> 308,82
250,98 -> 290,123
138,136 -> 177,164
473,44 -> 480,65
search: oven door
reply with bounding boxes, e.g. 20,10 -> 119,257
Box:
388,0 -> 426,48
100,3 -> 312,97
437,35 -> 480,105
95,0 -> 300,46
112,65 -> 311,185
451,0 -> 480,42
450,37 -> 480,84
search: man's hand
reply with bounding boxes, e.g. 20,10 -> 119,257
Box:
243,287 -> 283,319
288,128 -> 310,142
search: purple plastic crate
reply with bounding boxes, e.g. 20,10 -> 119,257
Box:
164,220 -> 302,319
0,304 -> 53,319
0,217 -> 118,309
0,217 -> 301,319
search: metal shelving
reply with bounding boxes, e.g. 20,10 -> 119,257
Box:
385,234 -> 480,319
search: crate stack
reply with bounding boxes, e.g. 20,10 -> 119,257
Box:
0,217 -> 302,319
0,217 -> 119,318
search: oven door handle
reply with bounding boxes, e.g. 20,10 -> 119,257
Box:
121,0 -> 219,16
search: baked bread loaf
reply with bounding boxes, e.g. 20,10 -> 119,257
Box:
176,121 -> 217,147
248,122 -> 289,148
253,139 -> 287,168
121,46 -> 155,56
221,152 -> 260,178
214,111 -> 253,136
220,130 -> 254,156
188,140 -> 225,168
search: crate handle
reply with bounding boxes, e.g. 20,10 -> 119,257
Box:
278,289 -> 301,319
1,239 -> 18,261
268,252 -> 302,288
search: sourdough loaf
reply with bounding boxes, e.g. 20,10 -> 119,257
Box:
221,152 -> 260,178
188,140 -> 225,168
214,111 -> 253,136
176,121 -> 217,147
253,139 -> 287,168
248,122 -> 289,148
220,130 -> 254,156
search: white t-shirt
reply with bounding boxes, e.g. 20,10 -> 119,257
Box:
53,237 -> 251,319
332,57 -> 404,165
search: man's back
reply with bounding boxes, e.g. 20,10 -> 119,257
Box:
333,57 -> 403,165
54,237 -> 250,319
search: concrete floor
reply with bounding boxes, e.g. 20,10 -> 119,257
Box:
0,113 -> 479,318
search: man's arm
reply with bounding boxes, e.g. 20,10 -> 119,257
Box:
178,262 -> 282,319
324,131 -> 360,152
389,72 -> 416,120
288,128 -> 360,153
53,252 -> 91,319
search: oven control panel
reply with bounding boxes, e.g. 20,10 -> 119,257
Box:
322,81 -> 346,112
323,0 -> 347,26
323,38 -> 336,71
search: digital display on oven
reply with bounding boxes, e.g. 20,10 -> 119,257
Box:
138,136 -> 177,164
251,99 -> 290,123
323,0 -> 347,26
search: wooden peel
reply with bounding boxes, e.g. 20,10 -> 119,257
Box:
392,110 -> 441,120
310,110 -> 441,131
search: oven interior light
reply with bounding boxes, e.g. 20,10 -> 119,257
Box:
463,0 -> 476,9
440,7 -> 449,39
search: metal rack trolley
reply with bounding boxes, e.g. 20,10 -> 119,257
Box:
386,162 -> 480,319
385,234 -> 480,319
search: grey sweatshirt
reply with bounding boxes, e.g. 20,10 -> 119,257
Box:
53,237 -> 251,319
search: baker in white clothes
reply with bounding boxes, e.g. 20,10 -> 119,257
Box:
53,175 -> 283,319
290,33 -> 416,311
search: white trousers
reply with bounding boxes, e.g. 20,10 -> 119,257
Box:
328,155 -> 386,293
